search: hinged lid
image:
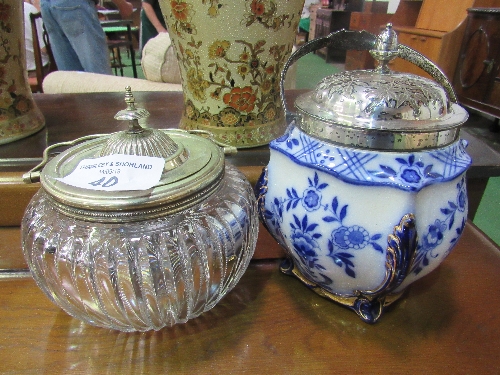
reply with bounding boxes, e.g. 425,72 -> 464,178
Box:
35,87 -> 225,222
285,24 -> 468,151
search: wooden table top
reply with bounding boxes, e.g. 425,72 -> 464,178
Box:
0,90 -> 499,225
1,222 -> 499,373
0,91 -> 271,171
1,91 -> 500,177
1,91 -> 500,372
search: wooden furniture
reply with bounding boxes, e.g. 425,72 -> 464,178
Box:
453,8 -> 500,119
362,0 -> 388,13
315,8 -> 350,61
1,91 -> 500,372
308,3 -> 321,41
28,12 -> 57,93
1,222 -> 500,373
345,8 -> 392,71
101,19 -> 138,78
388,0 -> 500,81
314,1 -> 364,62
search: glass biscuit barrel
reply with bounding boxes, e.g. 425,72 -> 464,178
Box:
21,88 -> 259,331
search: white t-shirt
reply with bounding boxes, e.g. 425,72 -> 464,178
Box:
302,0 -> 319,19
24,2 -> 49,71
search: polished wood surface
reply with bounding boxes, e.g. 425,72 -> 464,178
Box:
0,223 -> 499,373
0,91 -> 272,169
1,90 -> 499,172
415,0 -> 475,32
1,91 -> 500,373
0,91 -> 499,227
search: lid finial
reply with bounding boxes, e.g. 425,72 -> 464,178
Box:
370,23 -> 399,73
100,87 -> 181,159
114,86 -> 150,133
124,86 -> 136,110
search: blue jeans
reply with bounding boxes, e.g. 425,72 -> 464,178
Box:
40,0 -> 111,74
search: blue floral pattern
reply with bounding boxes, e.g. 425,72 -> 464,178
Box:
412,177 -> 467,274
263,172 -> 384,282
271,124 -> 471,192
257,125 -> 470,322
289,214 -> 332,285
257,169 -> 468,287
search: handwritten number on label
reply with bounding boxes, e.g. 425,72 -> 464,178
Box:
89,176 -> 119,188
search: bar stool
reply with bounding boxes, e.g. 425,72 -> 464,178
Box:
100,19 -> 138,78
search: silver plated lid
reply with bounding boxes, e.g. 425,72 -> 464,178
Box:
285,25 -> 468,151
27,88 -> 226,222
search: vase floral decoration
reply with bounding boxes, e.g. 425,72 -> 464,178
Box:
0,0 -> 44,145
159,0 -> 305,148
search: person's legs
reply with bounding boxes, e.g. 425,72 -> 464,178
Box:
41,0 -> 111,74
41,0 -> 84,71
68,0 -> 111,74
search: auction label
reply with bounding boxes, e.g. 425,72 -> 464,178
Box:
57,154 -> 164,191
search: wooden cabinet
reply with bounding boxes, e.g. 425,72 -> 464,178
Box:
315,9 -> 352,61
388,0 -> 500,81
390,26 -> 455,78
453,8 -> 500,118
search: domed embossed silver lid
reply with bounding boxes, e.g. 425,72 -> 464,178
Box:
293,24 -> 468,150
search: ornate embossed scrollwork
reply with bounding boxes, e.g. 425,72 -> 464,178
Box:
351,214 -> 418,323
281,25 -> 467,151
278,214 -> 418,324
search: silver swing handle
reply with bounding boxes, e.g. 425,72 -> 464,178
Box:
22,130 -> 237,184
279,24 -> 457,116
22,134 -> 109,184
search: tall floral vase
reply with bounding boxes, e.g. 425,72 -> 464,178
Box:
159,0 -> 305,148
0,0 -> 44,145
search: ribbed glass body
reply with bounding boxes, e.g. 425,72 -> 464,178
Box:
22,165 -> 258,332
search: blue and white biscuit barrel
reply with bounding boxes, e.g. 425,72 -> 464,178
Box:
256,25 -> 471,323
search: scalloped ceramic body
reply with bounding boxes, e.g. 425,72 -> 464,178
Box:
22,165 -> 258,332
256,123 -> 471,322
